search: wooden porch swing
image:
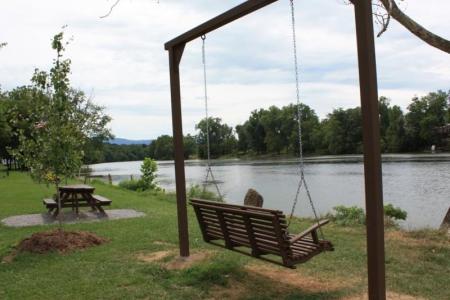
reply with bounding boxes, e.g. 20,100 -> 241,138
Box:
166,0 -> 386,297
189,0 -> 333,268
190,198 -> 333,268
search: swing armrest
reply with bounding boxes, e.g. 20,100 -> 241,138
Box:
289,219 -> 330,244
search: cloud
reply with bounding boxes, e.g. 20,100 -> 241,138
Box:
1,0 -> 449,139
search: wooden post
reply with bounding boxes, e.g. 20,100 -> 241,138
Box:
166,4 -> 387,296
168,44 -> 190,257
108,174 -> 112,185
354,1 -> 386,299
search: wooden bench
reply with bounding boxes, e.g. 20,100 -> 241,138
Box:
190,198 -> 333,268
43,194 -> 112,215
91,195 -> 112,206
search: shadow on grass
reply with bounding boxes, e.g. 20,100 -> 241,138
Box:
138,252 -> 352,299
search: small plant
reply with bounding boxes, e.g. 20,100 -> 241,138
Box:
384,203 -> 407,227
331,205 -> 366,226
384,204 -> 407,220
188,184 -> 222,202
331,204 -> 407,227
119,158 -> 160,192
140,158 -> 159,190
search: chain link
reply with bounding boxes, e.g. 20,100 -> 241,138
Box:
201,35 -> 223,200
287,0 -> 324,239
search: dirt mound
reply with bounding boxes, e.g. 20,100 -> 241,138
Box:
17,229 -> 107,254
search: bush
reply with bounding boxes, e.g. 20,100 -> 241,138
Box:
384,204 -> 407,221
331,205 -> 366,225
384,203 -> 407,226
119,179 -> 145,191
140,158 -> 159,191
331,204 -> 407,227
188,184 -> 222,202
119,158 -> 160,192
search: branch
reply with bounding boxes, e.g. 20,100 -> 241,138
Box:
100,0 -> 121,19
376,0 -> 392,37
380,0 -> 450,53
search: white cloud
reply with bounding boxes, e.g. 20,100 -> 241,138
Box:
1,0 -> 449,139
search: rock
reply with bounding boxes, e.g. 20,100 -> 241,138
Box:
244,188 -> 264,208
441,207 -> 450,229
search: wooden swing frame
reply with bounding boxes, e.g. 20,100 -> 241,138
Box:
165,0 -> 385,298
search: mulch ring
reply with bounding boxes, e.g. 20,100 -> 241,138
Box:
16,229 -> 108,254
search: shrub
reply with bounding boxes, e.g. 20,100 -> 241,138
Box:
331,205 -> 366,226
384,204 -> 407,221
331,204 -> 407,227
118,179 -> 144,191
140,158 -> 159,191
188,184 -> 222,202
119,158 -> 160,192
384,203 -> 407,227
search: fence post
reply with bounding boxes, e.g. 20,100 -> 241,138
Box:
108,174 -> 112,185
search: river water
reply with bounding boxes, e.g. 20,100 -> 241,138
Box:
90,154 -> 450,230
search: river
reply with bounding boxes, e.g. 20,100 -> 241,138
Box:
90,154 -> 450,230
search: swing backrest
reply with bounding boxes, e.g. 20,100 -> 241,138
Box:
190,198 -> 292,261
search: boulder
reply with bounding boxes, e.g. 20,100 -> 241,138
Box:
441,207 -> 450,229
244,188 -> 264,208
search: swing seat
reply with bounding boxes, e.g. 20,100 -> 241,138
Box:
190,198 -> 333,268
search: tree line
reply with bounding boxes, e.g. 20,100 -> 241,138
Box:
2,88 -> 448,166
85,90 -> 449,163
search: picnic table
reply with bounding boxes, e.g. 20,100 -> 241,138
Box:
43,184 -> 112,217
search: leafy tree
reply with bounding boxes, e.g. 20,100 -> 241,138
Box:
140,157 -> 159,190
0,92 -> 12,163
405,90 -> 449,150
149,135 -> 173,160
183,134 -> 197,159
235,124 -> 249,153
196,117 -> 237,158
385,105 -> 406,152
244,110 -> 267,154
321,108 -> 362,154
13,31 -> 111,220
261,106 -> 285,154
283,104 -> 320,154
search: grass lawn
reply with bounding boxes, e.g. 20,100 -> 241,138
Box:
0,172 -> 449,299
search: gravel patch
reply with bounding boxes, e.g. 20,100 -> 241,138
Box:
1,209 -> 146,227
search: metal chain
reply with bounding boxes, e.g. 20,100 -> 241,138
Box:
201,35 -> 223,200
287,0 -> 324,239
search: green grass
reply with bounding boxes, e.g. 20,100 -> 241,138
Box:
0,172 -> 449,299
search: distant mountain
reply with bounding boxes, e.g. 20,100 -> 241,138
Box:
108,138 -> 152,145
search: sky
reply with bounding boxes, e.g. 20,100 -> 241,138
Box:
0,0 -> 449,140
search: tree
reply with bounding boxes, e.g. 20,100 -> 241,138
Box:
405,90 -> 449,150
13,31 -> 111,222
244,109 -> 267,154
385,105 -> 406,152
196,117 -> 237,158
183,134 -> 197,159
0,92 -> 12,165
261,106 -> 285,154
322,107 -> 363,154
149,135 -> 173,160
348,0 -> 450,53
283,104 -> 320,154
140,157 -> 159,190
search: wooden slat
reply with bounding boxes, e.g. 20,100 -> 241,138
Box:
216,210 -> 233,249
243,214 -> 260,256
191,198 -> 283,214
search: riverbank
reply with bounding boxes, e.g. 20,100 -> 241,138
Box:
0,172 -> 449,299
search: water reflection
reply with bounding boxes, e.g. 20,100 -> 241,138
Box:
90,155 -> 450,230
